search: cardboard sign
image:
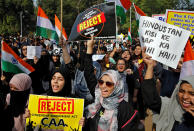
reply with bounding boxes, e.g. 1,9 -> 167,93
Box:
68,2 -> 116,41
27,46 -> 41,59
166,9 -> 194,36
152,14 -> 166,22
139,16 -> 191,68
26,95 -> 84,131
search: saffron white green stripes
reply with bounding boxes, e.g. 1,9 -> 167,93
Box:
1,42 -> 35,74
128,27 -> 132,43
36,6 -> 59,43
55,14 -> 68,40
106,0 -> 132,24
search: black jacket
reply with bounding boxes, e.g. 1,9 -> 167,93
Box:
84,100 -> 139,131
83,53 -> 139,131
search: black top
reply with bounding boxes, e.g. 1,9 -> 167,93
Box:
84,100 -> 139,131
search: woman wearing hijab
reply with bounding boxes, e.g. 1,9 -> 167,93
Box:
142,51 -> 194,131
0,73 -> 32,131
83,70 -> 139,131
46,65 -> 72,97
80,37 -> 139,131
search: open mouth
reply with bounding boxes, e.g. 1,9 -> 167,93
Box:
182,100 -> 191,108
101,90 -> 108,95
52,85 -> 59,90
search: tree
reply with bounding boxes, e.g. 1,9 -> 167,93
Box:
0,0 -> 35,36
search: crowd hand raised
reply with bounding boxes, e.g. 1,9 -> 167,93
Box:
142,47 -> 156,68
22,57 -> 27,61
79,117 -> 85,127
1,75 -> 8,85
125,69 -> 133,75
132,96 -> 137,103
59,37 -> 68,48
24,108 -> 31,119
87,35 -> 94,47
1,75 -> 6,82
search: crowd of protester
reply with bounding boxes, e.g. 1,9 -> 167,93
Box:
0,33 -> 194,131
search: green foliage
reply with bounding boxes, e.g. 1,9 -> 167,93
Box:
0,0 -> 35,36
119,0 -> 192,37
1,0 -> 193,38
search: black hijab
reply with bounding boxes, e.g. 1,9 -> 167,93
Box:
47,66 -> 72,97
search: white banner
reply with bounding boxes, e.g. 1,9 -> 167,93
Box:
139,16 -> 191,68
92,54 -> 105,61
27,46 -> 41,59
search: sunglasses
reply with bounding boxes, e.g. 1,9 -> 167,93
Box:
98,79 -> 114,87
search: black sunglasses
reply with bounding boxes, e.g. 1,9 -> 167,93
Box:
98,79 -> 114,87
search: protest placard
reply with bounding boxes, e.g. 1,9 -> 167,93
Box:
26,94 -> 84,131
152,14 -> 166,22
53,47 -> 63,55
106,44 -> 113,51
139,16 -> 191,68
92,54 -> 105,61
68,2 -> 116,41
166,9 -> 194,37
27,46 -> 41,59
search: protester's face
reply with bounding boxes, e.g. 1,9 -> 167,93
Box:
51,72 -> 65,93
121,51 -> 130,61
117,59 -> 126,73
123,42 -> 126,47
178,83 -> 194,111
52,55 -> 59,62
134,46 -> 142,56
13,42 -> 18,47
22,46 -> 27,56
98,75 -> 114,98
9,83 -> 19,91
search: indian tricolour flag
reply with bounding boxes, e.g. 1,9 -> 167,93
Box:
36,6 -> 59,43
128,27 -> 132,43
180,40 -> 194,79
1,41 -> 35,74
106,0 -> 132,24
55,14 -> 68,40
133,3 -> 146,26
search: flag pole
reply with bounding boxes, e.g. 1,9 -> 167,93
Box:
130,6 -> 131,36
61,0 -> 63,39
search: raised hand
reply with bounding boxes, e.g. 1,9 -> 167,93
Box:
142,47 -> 156,68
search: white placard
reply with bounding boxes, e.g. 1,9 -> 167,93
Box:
139,16 -> 191,69
106,44 -> 113,51
27,46 -> 41,59
92,54 -> 105,61
53,47 -> 63,55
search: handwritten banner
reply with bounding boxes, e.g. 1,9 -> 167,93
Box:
68,2 -> 116,41
139,16 -> 190,68
26,94 -> 84,131
166,9 -> 194,37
